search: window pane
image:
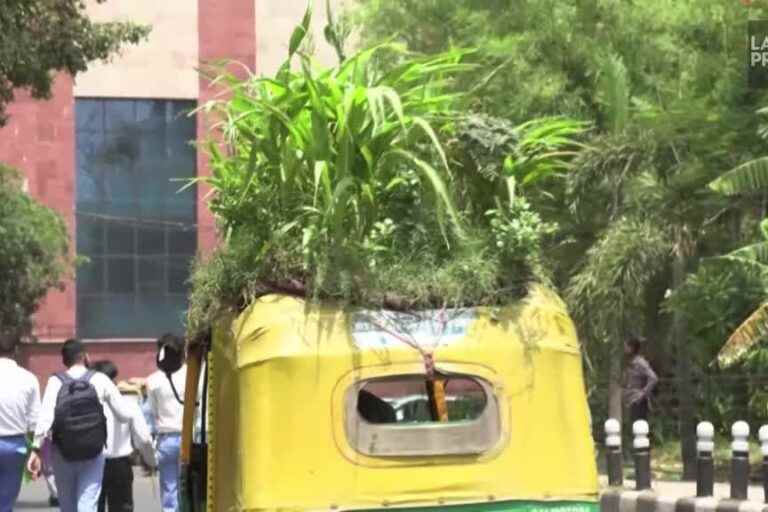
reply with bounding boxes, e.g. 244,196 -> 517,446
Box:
106,257 -> 135,294
168,257 -> 191,294
138,258 -> 165,295
77,257 -> 105,295
348,374 -> 500,457
104,100 -> 135,131
106,222 -> 135,254
77,296 -> 133,339
358,375 -> 487,424
76,100 -> 103,132
138,226 -> 166,255
76,99 -> 197,339
444,378 -> 487,421
76,214 -> 104,255
76,131 -> 106,207
168,228 -> 196,256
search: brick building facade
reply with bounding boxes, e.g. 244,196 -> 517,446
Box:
0,0 -> 342,385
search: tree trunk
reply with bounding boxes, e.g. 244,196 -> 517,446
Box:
608,348 -> 623,423
673,241 -> 697,481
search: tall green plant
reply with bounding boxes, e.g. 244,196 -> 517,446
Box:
187,4 -> 575,338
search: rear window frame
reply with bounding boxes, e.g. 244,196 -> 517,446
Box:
343,372 -> 502,458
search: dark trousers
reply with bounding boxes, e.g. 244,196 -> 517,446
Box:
629,399 -> 649,424
98,457 -> 133,512
622,399 -> 650,455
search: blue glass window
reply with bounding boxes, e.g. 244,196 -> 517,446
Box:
75,99 -> 197,339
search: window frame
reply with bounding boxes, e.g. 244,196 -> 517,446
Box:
343,371 -> 503,458
74,98 -> 198,340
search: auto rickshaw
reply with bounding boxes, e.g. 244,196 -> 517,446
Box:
176,283 -> 599,512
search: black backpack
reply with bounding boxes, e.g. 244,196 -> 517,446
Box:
51,371 -> 107,461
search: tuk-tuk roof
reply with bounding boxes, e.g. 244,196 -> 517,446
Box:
229,283 -> 582,369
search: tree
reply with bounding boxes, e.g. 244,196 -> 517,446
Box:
0,0 -> 150,125
0,164 -> 70,346
711,163 -> 768,366
352,0 -> 768,478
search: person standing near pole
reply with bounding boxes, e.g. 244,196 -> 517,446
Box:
145,334 -> 187,512
623,335 -> 658,426
0,333 -> 40,512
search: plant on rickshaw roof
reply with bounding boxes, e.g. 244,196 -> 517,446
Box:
185,1 -> 586,342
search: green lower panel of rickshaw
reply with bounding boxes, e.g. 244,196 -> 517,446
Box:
355,500 -> 599,512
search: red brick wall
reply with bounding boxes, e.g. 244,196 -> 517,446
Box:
196,0 -> 257,255
1,0 -> 259,384
0,75 -> 76,341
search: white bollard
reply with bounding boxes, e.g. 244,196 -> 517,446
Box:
696,421 -> 714,497
759,425 -> 768,503
633,420 -> 650,450
605,418 -> 621,448
605,418 -> 623,486
731,421 -> 750,500
632,420 -> 651,490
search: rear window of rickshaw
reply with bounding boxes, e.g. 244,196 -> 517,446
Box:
357,375 -> 488,424
345,373 -> 502,457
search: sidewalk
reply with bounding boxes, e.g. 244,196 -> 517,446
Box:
599,475 -> 766,503
16,472 -> 161,511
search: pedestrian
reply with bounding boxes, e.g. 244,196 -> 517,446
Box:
41,437 -> 59,507
26,339 -> 135,512
145,334 -> 187,512
90,360 -> 156,512
623,334 -> 658,426
0,332 -> 40,512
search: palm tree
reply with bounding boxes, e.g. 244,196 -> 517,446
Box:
565,53 -> 739,479
711,158 -> 768,367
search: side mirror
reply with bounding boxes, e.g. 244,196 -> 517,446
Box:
157,343 -> 184,375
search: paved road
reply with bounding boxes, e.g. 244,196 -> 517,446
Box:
16,474 -> 766,510
16,471 -> 161,511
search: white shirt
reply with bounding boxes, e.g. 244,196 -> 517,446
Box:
0,358 -> 40,437
104,392 -> 156,466
33,364 -> 134,449
146,366 -> 186,434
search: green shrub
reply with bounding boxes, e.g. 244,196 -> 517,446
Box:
0,164 -> 70,343
186,5 -> 579,339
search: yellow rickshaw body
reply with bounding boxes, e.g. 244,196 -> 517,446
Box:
206,284 -> 598,512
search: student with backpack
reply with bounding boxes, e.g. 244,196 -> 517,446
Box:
26,339 -> 135,512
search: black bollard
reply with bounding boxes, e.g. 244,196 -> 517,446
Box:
632,420 -> 651,490
730,421 -> 750,501
605,419 -> 623,487
760,425 -> 768,503
696,421 -> 714,497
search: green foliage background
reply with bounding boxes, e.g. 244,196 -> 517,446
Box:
0,0 -> 149,125
349,0 -> 768,446
0,165 -> 70,345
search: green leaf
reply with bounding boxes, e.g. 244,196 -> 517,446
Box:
710,157 -> 768,195
289,1 -> 313,57
597,54 -> 629,134
389,149 -> 466,240
411,117 -> 450,175
718,302 -> 768,367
